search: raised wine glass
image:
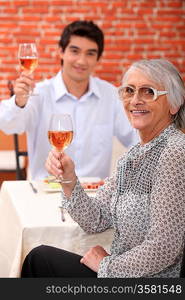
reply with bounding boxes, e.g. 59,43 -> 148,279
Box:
18,43 -> 38,96
48,113 -> 74,184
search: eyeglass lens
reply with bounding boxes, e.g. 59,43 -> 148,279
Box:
120,86 -> 155,101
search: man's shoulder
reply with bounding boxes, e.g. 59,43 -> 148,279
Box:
92,76 -> 117,90
36,70 -> 61,88
34,74 -> 58,98
36,75 -> 55,88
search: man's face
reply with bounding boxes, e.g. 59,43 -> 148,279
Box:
60,35 -> 99,83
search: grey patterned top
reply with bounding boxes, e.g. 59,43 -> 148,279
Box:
61,124 -> 185,278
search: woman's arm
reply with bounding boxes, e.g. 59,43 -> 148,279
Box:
46,148 -> 116,233
98,145 -> 185,277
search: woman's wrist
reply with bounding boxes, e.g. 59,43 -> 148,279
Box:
61,175 -> 77,197
60,174 -> 77,184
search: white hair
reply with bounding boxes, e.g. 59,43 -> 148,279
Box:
122,59 -> 185,129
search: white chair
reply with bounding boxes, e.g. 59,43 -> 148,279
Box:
110,137 -> 127,175
0,131 -> 27,184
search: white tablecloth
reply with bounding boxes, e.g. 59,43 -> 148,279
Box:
0,181 -> 114,278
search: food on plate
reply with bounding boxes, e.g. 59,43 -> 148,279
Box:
81,180 -> 104,190
43,176 -> 104,191
43,176 -> 61,190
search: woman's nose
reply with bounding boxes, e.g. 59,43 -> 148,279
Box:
130,91 -> 144,104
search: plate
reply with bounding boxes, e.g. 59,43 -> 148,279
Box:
43,186 -> 62,193
80,177 -> 104,192
42,176 -> 104,193
43,177 -> 62,192
79,177 -> 101,183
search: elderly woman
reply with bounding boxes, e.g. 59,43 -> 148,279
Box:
21,59 -> 185,278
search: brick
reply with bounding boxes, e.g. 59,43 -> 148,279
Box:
45,16 -> 62,22
159,1 -> 183,8
127,54 -> 143,60
50,0 -> 73,5
22,8 -> 49,13
157,9 -> 184,16
20,16 -> 42,21
134,38 -> 154,44
104,54 -> 123,60
14,32 -> 40,37
170,2 -> 183,8
155,16 -> 182,22
0,1 -> 9,5
111,1 -> 125,7
13,0 -> 29,5
137,9 -> 154,15
152,24 -> 173,29
0,23 -> 18,28
3,9 -> 18,13
0,16 -> 20,21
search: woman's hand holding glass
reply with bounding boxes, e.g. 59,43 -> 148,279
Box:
47,113 -> 75,184
46,149 -> 77,196
46,149 -> 75,180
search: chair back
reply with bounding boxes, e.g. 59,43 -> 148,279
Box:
7,81 -> 28,180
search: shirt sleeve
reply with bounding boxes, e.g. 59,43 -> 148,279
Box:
98,144 -> 185,277
61,174 -> 117,234
0,95 -> 39,134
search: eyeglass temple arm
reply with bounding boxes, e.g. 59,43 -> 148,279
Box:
158,91 -> 168,96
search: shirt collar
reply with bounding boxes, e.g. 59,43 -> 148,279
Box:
52,70 -> 101,102
133,123 -> 176,155
52,70 -> 68,102
88,76 -> 101,99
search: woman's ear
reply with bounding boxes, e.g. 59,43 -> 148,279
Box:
170,106 -> 179,115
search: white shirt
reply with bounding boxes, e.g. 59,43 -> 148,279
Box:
0,71 -> 138,180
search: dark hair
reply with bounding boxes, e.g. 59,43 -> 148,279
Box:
58,20 -> 104,60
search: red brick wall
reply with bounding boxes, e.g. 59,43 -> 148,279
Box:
0,0 -> 185,100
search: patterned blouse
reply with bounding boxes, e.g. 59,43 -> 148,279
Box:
61,124 -> 185,278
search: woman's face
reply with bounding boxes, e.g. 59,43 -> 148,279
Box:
122,68 -> 176,142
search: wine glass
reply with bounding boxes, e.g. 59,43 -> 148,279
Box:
48,113 -> 74,183
18,43 -> 38,96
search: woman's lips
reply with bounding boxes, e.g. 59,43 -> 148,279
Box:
131,110 -> 150,115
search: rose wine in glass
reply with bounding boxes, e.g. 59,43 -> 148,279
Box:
19,56 -> 38,73
48,114 -> 74,183
48,131 -> 73,152
18,43 -> 38,95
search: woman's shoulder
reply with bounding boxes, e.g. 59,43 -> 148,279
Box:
167,129 -> 185,149
116,151 -> 130,166
160,129 -> 185,162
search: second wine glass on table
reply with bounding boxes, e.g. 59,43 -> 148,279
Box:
48,114 -> 74,183
18,43 -> 38,96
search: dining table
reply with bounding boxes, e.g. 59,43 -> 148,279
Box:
0,180 -> 114,278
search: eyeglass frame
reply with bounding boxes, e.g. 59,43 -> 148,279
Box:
118,85 -> 168,102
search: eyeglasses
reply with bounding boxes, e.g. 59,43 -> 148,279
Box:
118,85 -> 168,102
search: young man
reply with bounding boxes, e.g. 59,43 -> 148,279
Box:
0,20 -> 138,180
